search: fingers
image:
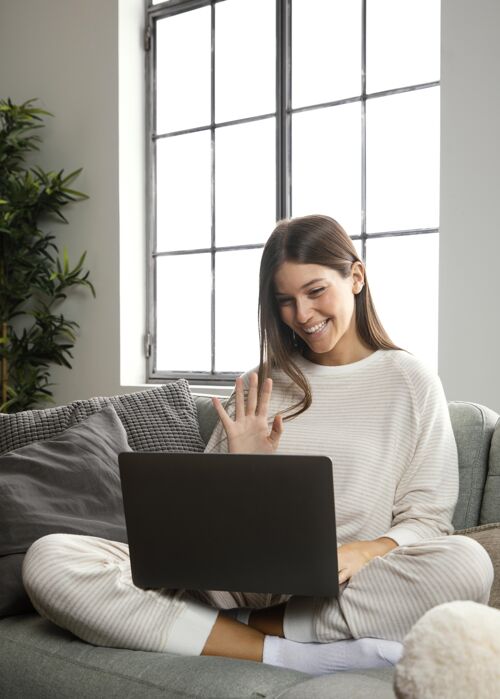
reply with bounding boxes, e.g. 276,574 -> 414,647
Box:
338,568 -> 351,585
256,377 -> 272,417
234,376 -> 245,420
211,396 -> 233,432
246,371 -> 258,415
269,414 -> 283,447
231,371 -> 278,428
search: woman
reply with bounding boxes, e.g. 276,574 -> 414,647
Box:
23,215 -> 493,676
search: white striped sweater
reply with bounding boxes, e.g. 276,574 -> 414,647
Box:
204,349 -> 459,547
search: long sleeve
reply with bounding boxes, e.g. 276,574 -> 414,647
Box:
202,350 -> 459,549
381,371 -> 459,546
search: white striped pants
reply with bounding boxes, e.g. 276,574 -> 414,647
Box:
22,533 -> 493,656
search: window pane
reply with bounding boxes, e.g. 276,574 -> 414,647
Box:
215,118 -> 276,247
365,233 -> 438,371
156,8 -> 211,134
215,249 -> 262,372
366,87 -> 439,233
353,239 -> 362,259
215,0 -> 275,123
292,103 -> 362,237
156,253 -> 212,372
156,132 -> 212,252
366,0 -> 440,94
292,0 -> 362,108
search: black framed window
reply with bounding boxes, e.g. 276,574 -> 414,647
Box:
146,0 -> 440,384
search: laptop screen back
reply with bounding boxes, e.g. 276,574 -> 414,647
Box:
119,452 -> 339,598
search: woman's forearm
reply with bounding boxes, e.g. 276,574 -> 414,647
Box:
337,537 -> 399,584
364,537 -> 398,559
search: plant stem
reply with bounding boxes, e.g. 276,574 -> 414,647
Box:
1,322 -> 7,408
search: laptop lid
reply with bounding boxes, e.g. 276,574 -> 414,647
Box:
119,453 -> 339,598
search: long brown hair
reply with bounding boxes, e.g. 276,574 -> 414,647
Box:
257,214 -> 408,420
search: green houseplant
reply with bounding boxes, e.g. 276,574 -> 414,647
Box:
0,98 -> 95,413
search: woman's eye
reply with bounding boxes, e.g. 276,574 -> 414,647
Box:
277,298 -> 292,306
309,287 -> 325,296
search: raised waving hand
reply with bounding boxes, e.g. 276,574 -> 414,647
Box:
211,371 -> 284,454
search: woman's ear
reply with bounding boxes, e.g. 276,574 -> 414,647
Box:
351,260 -> 365,289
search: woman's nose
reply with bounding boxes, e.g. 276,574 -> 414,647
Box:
295,298 -> 312,324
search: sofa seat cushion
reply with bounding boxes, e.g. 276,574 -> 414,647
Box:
0,614 -> 396,699
278,668 -> 396,698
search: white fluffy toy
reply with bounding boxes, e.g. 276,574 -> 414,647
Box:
394,600 -> 500,699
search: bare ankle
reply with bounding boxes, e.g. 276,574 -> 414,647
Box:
201,613 -> 265,662
248,603 -> 286,637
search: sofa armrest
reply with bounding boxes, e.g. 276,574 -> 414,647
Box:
455,523 -> 500,609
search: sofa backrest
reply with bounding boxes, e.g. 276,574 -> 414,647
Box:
449,402 -> 500,529
481,418 -> 500,525
194,394 -> 500,530
194,394 -> 221,446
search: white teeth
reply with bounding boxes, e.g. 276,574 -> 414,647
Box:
304,320 -> 328,334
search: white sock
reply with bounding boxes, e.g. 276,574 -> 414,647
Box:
262,635 -> 404,676
219,607 -> 252,625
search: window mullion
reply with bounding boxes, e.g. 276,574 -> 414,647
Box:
276,0 -> 291,220
361,0 -> 367,263
147,13 -> 157,380
210,0 -> 216,375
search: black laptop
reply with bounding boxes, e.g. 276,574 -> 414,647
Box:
118,452 -> 339,597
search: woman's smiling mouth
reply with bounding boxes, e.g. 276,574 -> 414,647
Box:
302,319 -> 330,336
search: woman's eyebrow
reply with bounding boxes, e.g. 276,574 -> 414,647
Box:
275,278 -> 327,296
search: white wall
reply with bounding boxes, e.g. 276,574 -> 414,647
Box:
440,0 -> 500,412
0,0 -> 499,412
0,0 -> 146,404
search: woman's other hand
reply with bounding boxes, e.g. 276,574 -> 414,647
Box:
337,537 -> 398,585
212,371 -> 284,454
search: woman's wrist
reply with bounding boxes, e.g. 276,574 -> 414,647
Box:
363,537 -> 398,560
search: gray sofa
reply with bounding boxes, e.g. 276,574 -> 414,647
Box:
0,392 -> 499,699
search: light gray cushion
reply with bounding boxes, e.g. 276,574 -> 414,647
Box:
0,614 -> 311,699
0,406 -> 131,618
0,614 -> 396,699
278,668 -> 396,698
481,419 -> 500,525
449,401 -> 499,530
194,394 -> 221,445
0,380 -> 205,455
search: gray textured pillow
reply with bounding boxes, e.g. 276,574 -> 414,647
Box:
0,380 -> 205,455
0,406 -> 131,617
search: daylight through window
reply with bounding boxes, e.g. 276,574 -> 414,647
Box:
146,0 -> 441,383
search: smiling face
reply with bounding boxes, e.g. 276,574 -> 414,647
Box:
273,261 -> 373,366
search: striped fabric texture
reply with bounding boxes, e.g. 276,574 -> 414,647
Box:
21,349 -> 495,653
206,349 -> 459,548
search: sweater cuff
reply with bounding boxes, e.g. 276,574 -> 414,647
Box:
380,527 -> 423,547
283,596 -> 319,642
